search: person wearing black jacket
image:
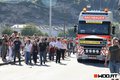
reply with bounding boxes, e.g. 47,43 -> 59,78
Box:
44,38 -> 49,61
55,38 -> 62,63
39,38 -> 47,65
13,36 -> 22,65
31,40 -> 39,65
104,37 -> 120,74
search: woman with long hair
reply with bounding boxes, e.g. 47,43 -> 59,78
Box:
8,37 -> 13,62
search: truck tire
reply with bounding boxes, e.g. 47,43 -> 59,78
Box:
77,59 -> 82,63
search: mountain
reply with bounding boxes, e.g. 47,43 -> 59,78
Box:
0,0 -> 119,27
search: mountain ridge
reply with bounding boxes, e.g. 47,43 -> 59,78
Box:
0,0 -> 119,27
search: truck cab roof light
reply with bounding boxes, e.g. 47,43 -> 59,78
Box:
104,8 -> 109,12
83,8 -> 87,12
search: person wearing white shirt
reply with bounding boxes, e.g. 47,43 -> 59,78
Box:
24,40 -> 32,65
55,38 -> 62,63
8,37 -> 13,62
61,40 -> 67,60
49,38 -> 56,61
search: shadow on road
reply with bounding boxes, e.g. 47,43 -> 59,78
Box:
64,59 -> 71,61
78,59 -> 106,68
34,64 -> 51,67
42,64 -> 51,67
59,62 -> 67,66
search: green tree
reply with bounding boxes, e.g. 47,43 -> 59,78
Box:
58,28 -> 76,38
112,22 -> 120,38
66,28 -> 76,37
36,30 -> 43,36
21,24 -> 43,36
44,33 -> 49,37
2,27 -> 13,35
58,32 -> 64,37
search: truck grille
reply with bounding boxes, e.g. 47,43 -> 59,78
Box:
79,38 -> 107,55
80,38 -> 107,46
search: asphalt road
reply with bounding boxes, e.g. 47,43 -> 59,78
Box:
0,54 -> 110,80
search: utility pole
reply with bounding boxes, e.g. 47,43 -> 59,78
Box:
49,0 -> 52,37
63,3 -> 66,38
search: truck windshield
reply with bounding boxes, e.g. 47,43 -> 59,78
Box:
78,21 -> 110,35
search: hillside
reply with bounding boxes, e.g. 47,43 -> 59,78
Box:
0,0 -> 119,27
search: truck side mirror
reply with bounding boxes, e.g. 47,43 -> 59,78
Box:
112,26 -> 115,34
74,25 -> 77,33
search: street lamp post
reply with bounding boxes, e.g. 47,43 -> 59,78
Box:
63,3 -> 66,38
49,0 -> 52,37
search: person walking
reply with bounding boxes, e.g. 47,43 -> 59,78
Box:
1,34 -> 8,62
13,36 -> 22,65
0,37 -> 2,57
55,38 -> 62,63
67,39 -> 73,56
44,38 -> 49,62
24,39 -> 32,65
31,39 -> 39,65
49,38 -> 56,61
61,39 -> 67,60
104,37 -> 120,74
8,37 -> 13,62
39,38 -> 47,65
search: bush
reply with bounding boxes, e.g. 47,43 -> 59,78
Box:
21,25 -> 43,36
2,28 -> 14,35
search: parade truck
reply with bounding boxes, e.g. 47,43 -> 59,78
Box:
74,8 -> 115,62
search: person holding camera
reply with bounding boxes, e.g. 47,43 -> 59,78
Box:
104,37 -> 120,74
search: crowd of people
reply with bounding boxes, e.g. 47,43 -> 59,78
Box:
0,31 -> 75,66
1,31 -> 119,74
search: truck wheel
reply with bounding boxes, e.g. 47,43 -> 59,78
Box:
77,59 -> 82,63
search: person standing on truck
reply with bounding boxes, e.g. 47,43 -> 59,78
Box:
104,37 -> 120,74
